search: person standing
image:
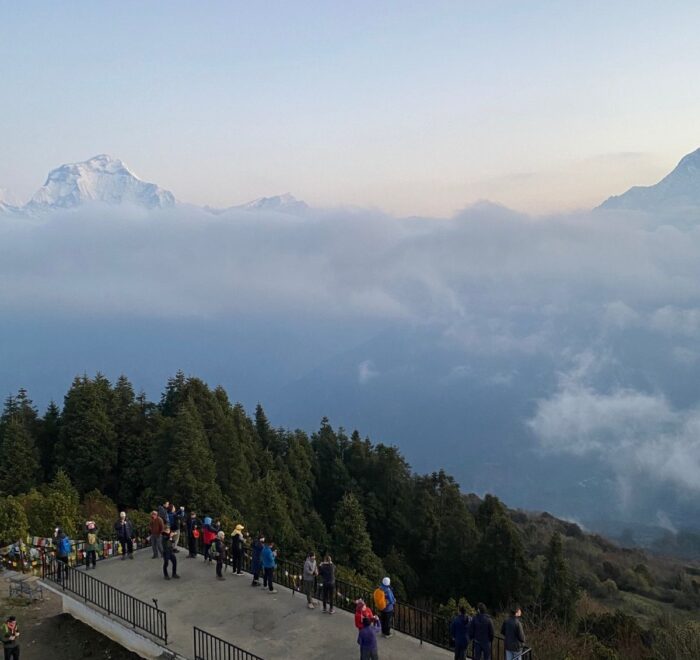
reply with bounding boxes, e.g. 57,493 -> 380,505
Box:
214,531 -> 226,581
84,520 -> 99,570
354,599 -> 376,629
357,616 -> 379,660
157,500 -> 169,526
171,505 -> 185,552
303,551 -> 318,609
500,606 -> 526,660
114,512 -> 134,560
161,525 -> 179,580
375,577 -> 396,638
2,615 -> 20,660
449,606 -> 470,660
469,603 -> 494,660
202,516 -> 216,562
261,540 -> 277,594
186,511 -> 200,558
250,533 -> 264,586
53,527 -> 71,581
149,511 -> 164,558
318,554 -> 336,613
230,524 -> 245,575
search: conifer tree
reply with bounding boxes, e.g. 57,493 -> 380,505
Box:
541,532 -> 579,623
37,401 -> 61,481
331,492 -> 384,580
247,471 -> 299,550
0,417 -> 40,495
0,496 -> 29,544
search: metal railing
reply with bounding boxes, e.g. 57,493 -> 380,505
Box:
42,555 -> 168,644
180,532 -> 532,657
194,626 -> 264,660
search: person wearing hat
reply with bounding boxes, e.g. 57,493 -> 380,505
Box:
378,577 -> 396,638
113,512 -> 134,560
2,615 -> 20,660
186,511 -> 200,558
230,524 -> 245,576
84,520 -> 99,570
250,533 -> 264,586
214,530 -> 227,580
161,524 -> 179,580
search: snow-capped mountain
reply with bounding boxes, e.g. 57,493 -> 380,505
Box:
237,193 -> 308,214
600,147 -> 700,212
24,154 -> 175,212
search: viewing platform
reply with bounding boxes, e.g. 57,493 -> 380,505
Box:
45,549 -> 452,660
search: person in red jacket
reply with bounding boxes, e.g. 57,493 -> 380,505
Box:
354,599 -> 376,629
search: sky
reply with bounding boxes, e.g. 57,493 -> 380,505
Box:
3,1 -> 700,215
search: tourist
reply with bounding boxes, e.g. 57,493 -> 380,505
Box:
250,533 -> 264,586
149,510 -> 164,559
261,539 -> 277,593
2,615 -> 20,660
354,599 -> 375,629
303,551 -> 318,609
357,616 -> 379,660
186,511 -> 200,558
84,520 -> 99,570
449,606 -> 470,660
53,527 -> 71,581
375,577 -> 396,638
500,606 -> 526,660
318,554 -> 336,613
161,524 -> 179,580
172,505 -> 185,552
114,511 -> 134,560
469,603 -> 494,660
202,516 -> 216,562
214,530 -> 226,581
230,524 -> 245,575
157,500 -> 169,526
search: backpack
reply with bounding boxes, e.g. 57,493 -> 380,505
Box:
58,536 -> 71,556
210,542 -> 220,559
87,533 -> 97,546
373,587 -> 387,612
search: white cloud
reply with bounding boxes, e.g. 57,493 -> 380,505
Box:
357,360 -> 379,385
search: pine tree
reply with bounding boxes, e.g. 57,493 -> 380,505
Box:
0,496 -> 29,544
37,401 -> 61,481
0,417 -> 40,495
247,471 -> 299,550
331,492 -> 384,580
541,532 -> 579,623
164,399 -> 227,515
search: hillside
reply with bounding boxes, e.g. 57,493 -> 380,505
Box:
0,371 -> 699,658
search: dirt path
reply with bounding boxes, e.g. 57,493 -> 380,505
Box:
0,585 -> 140,660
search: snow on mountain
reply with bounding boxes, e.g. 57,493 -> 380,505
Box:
600,147 -> 700,212
25,154 -> 176,212
238,193 -> 309,214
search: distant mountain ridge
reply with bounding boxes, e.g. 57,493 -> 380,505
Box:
600,147 -> 700,212
0,155 -> 309,215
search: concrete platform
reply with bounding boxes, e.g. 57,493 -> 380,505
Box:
90,550 -> 451,660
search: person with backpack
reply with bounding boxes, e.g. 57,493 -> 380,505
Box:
357,616 -> 379,660
161,524 -> 179,580
54,527 -> 71,582
449,606 -> 471,660
261,539 -> 277,593
213,530 -> 226,581
303,551 -> 318,609
374,577 -> 396,638
114,512 -> 134,560
500,606 -> 526,660
230,524 -> 245,575
318,554 -> 336,613
2,615 -> 20,660
149,511 -> 164,559
84,520 -> 99,570
186,511 -> 200,558
469,603 -> 494,660
250,533 -> 264,586
170,505 -> 184,552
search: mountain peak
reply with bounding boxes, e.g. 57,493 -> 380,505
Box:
599,147 -> 700,212
26,155 -> 175,212
241,193 -> 309,213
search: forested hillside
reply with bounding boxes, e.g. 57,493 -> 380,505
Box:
1,371 -> 700,658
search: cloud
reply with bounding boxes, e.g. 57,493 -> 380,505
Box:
357,360 -> 379,385
529,358 -> 700,495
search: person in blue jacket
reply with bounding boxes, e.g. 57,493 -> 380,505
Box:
449,606 -> 470,660
379,577 -> 396,637
261,540 -> 278,593
250,533 -> 265,587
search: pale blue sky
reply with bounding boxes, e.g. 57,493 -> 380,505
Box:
3,1 -> 700,214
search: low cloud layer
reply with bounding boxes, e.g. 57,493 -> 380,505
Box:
3,201 -> 700,515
